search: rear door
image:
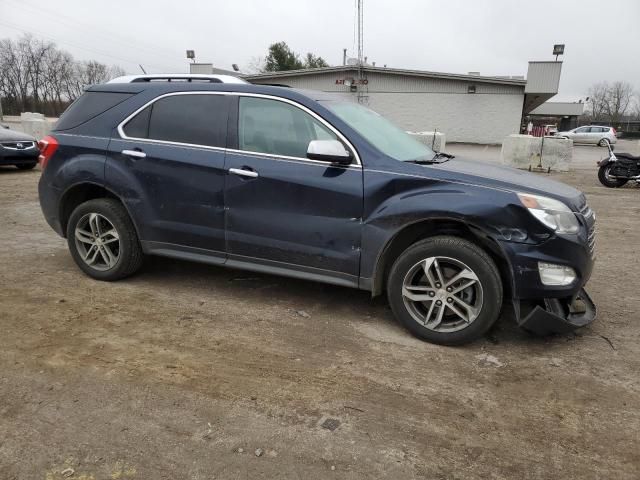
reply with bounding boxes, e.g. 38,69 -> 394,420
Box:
223,95 -> 363,284
572,126 -> 590,143
106,92 -> 230,260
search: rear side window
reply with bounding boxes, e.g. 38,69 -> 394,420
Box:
55,92 -> 133,131
122,94 -> 229,148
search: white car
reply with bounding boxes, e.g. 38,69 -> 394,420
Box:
556,125 -> 617,146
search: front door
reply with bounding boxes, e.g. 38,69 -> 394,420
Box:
224,96 -> 363,285
107,92 -> 231,260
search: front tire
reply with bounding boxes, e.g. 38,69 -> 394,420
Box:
66,198 -> 144,281
16,162 -> 37,170
387,236 -> 503,346
598,165 -> 628,188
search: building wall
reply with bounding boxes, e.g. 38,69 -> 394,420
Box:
365,92 -> 524,144
250,70 -> 524,143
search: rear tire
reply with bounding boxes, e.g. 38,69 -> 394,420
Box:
598,138 -> 610,147
16,162 -> 37,170
598,165 -> 628,188
66,198 -> 144,281
387,235 -> 503,346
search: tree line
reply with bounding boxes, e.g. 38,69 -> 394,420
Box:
0,34 -> 125,116
585,81 -> 639,125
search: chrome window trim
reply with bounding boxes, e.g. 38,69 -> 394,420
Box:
116,91 -> 362,167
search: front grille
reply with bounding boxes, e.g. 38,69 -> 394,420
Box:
587,225 -> 596,256
0,141 -> 36,150
579,203 -> 596,257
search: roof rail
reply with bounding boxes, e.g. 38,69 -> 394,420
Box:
107,74 -> 248,85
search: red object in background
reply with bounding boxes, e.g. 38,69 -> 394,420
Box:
37,135 -> 58,169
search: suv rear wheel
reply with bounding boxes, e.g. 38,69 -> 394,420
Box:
66,198 -> 143,281
387,236 -> 502,345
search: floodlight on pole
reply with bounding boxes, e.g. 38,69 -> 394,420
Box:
553,44 -> 565,61
186,50 -> 196,63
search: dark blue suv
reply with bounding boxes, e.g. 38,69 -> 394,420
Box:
38,78 -> 596,345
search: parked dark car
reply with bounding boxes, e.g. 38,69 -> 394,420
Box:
38,77 -> 597,345
0,127 -> 39,170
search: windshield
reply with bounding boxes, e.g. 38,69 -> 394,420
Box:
324,101 -> 434,161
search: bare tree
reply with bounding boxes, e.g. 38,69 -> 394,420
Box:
0,34 -> 126,116
605,81 -> 634,124
587,82 -> 609,121
586,81 -> 637,125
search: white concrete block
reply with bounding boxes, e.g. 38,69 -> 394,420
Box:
540,136 -> 572,172
407,131 -> 447,152
20,112 -> 51,139
501,134 -> 572,172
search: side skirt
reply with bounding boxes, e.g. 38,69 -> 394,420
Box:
141,240 -> 362,290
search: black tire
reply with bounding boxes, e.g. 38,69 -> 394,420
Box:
387,236 -> 503,346
66,198 -> 144,281
598,165 -> 628,188
16,162 -> 37,170
598,138 -> 610,147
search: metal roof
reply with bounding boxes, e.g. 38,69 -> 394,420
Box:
243,65 -> 527,86
529,101 -> 585,116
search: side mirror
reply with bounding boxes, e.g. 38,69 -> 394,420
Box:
306,140 -> 353,165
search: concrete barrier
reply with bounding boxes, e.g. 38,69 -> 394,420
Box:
407,131 -> 446,152
20,112 -> 52,139
501,134 -> 572,172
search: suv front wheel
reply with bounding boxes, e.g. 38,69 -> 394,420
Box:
66,198 -> 144,281
387,236 -> 503,345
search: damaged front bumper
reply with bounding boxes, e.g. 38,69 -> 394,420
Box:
513,288 -> 596,335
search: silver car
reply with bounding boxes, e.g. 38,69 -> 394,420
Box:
556,125 -> 617,146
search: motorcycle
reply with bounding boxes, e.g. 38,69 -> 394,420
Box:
597,142 -> 640,188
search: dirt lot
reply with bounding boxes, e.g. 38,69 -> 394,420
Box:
1,145 -> 639,479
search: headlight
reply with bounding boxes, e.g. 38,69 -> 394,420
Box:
517,193 -> 580,234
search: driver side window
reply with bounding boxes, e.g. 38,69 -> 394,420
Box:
238,97 -> 337,158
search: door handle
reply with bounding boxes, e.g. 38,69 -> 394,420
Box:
229,167 -> 258,178
122,149 -> 146,159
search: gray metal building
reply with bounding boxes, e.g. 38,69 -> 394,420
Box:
241,62 -> 563,144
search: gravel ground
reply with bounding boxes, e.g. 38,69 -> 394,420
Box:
1,145 -> 639,479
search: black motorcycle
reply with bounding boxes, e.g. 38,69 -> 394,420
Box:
597,143 -> 640,188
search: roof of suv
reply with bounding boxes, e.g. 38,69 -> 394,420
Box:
88,81 -> 341,104
107,74 -> 248,84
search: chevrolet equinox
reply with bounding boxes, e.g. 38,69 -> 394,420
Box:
38,78 -> 597,345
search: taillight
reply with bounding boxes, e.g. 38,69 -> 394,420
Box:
612,128 -> 617,137
37,135 -> 58,169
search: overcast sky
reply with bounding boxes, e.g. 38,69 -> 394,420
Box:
1,0 -> 639,101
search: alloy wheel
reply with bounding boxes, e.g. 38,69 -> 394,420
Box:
401,256 -> 483,332
74,213 -> 121,271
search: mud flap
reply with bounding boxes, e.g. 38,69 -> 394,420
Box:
514,289 -> 597,336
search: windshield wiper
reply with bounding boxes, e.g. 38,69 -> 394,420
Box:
407,152 -> 455,164
431,152 -> 454,162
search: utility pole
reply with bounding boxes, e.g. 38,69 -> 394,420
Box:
356,0 -> 366,104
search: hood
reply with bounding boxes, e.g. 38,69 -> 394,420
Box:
0,128 -> 37,142
433,157 -> 584,209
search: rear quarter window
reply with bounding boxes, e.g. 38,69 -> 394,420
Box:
121,94 -> 229,148
55,92 -> 133,131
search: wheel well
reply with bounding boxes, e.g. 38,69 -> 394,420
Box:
59,183 -> 119,237
371,219 -> 512,298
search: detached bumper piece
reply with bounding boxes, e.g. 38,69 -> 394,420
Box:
515,289 -> 596,335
